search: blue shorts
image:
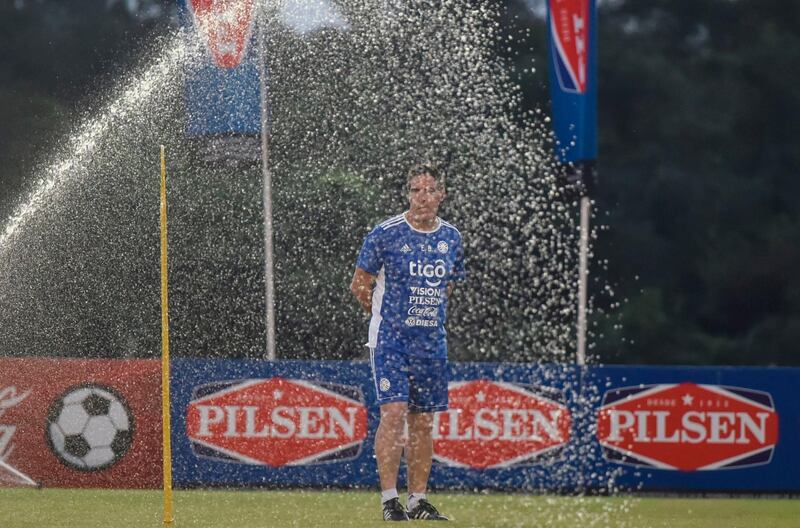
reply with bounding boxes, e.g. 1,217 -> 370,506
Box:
369,336 -> 449,413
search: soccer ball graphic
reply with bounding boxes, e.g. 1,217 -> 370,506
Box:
45,384 -> 135,471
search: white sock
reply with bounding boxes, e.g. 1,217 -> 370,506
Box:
381,488 -> 399,504
407,492 -> 426,510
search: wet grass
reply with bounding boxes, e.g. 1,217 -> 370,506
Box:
1,488 -> 798,527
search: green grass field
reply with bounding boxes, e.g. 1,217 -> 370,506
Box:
1,488 -> 798,528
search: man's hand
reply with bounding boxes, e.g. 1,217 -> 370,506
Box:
350,267 -> 377,314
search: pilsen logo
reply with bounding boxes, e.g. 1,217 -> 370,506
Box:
597,383 -> 779,471
189,0 -> 256,69
432,380 -> 571,469
549,0 -> 589,93
186,378 -> 368,466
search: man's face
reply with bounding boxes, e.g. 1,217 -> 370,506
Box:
407,173 -> 445,224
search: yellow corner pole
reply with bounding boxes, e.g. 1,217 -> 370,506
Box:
159,145 -> 174,526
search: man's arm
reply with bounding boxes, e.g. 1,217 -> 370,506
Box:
350,267 -> 377,314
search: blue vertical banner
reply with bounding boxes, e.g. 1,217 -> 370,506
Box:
178,0 -> 262,135
547,0 -> 598,172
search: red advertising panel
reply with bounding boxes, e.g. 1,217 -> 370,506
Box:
597,383 -> 779,471
188,0 -> 256,69
549,0 -> 590,94
186,377 -> 368,466
433,380 -> 572,469
0,358 -> 161,488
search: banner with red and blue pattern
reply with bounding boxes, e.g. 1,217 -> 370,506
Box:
547,0 -> 598,166
178,0 -> 263,135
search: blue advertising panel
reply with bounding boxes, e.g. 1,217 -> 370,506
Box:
418,362 -> 593,492
178,0 -> 262,135
592,366 -> 799,493
171,358 -> 377,487
547,0 -> 598,164
170,359 -> 800,492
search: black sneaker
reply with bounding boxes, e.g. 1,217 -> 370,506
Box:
382,498 -> 410,521
408,499 -> 449,521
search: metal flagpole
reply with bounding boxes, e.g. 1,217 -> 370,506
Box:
576,195 -> 590,366
258,10 -> 276,361
546,0 -> 597,365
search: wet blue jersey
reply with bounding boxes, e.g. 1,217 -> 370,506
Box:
356,213 -> 465,358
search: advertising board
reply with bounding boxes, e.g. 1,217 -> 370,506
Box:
171,359 -> 800,492
594,366 -> 798,492
0,358 -> 161,488
170,359 -> 375,487
2,357 -> 796,492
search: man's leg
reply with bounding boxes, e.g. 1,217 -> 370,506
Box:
406,411 -> 434,494
371,339 -> 412,520
404,352 -> 449,520
375,401 -> 408,493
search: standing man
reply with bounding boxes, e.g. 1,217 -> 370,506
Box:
351,163 -> 465,521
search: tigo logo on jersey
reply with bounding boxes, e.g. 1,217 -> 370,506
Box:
186,378 -> 368,466
189,0 -> 256,69
432,380 -> 571,469
409,259 -> 446,287
597,383 -> 779,471
549,0 -> 589,93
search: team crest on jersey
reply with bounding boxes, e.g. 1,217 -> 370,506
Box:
400,244 -> 412,254
379,378 -> 391,392
437,241 -> 449,253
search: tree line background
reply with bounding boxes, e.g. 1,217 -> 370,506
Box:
1,0 -> 797,366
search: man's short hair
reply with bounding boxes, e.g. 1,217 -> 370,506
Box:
406,163 -> 443,191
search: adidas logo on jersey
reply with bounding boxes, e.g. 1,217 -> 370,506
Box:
400,244 -> 412,253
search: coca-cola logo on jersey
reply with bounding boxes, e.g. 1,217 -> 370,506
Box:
407,306 -> 438,318
597,382 -> 779,471
186,378 -> 368,467
432,380 -> 572,469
